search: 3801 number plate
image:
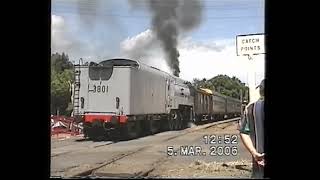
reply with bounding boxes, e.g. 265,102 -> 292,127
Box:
89,85 -> 108,93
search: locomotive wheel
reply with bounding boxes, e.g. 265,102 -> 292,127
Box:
150,120 -> 159,134
122,121 -> 140,140
90,121 -> 107,141
160,117 -> 169,131
168,117 -> 174,131
174,111 -> 180,130
94,134 -> 105,141
173,110 -> 182,130
181,109 -> 190,129
176,111 -> 183,130
168,111 -> 176,131
169,111 -> 175,130
168,110 -> 184,131
174,116 -> 179,130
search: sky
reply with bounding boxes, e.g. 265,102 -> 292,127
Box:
51,0 -> 265,85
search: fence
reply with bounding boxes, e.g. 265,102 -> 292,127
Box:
51,115 -> 83,136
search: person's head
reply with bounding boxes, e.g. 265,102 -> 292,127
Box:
256,79 -> 265,98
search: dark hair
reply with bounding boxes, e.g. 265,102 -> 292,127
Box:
260,86 -> 264,96
258,79 -> 265,97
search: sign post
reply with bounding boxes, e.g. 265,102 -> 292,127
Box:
236,33 -> 265,103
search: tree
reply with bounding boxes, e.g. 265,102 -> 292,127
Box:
51,52 -> 74,116
192,78 -> 210,89
51,52 -> 73,73
192,74 -> 249,101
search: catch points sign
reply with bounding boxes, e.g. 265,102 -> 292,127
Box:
236,33 -> 265,57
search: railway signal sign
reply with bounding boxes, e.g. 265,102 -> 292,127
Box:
236,33 -> 265,60
236,33 -> 265,103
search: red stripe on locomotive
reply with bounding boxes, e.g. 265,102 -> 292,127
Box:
84,114 -> 128,124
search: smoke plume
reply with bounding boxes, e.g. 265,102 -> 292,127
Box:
129,0 -> 203,77
52,0 -> 125,61
120,29 -> 172,74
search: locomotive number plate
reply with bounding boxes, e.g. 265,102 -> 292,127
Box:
89,85 -> 108,93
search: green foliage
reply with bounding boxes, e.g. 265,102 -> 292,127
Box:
51,52 -> 73,73
51,52 -> 74,115
192,74 -> 249,100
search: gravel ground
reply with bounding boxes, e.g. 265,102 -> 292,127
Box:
51,119 -> 253,178
149,159 -> 252,178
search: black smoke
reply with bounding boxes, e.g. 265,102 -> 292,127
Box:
129,0 -> 203,77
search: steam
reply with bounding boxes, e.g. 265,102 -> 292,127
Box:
76,0 -> 101,30
54,0 -> 127,61
129,0 -> 203,77
120,29 -> 171,74
52,0 -> 203,70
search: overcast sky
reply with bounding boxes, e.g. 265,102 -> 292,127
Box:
51,0 -> 265,85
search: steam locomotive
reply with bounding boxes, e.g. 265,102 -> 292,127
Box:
73,58 -> 241,140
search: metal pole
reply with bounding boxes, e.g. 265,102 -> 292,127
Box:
240,88 -> 243,116
248,55 -> 258,103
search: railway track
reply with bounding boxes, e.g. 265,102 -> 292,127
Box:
51,141 -> 114,157
52,117 -> 239,157
60,117 -> 240,178
72,146 -> 149,178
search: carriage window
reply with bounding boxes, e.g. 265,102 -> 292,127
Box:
89,66 -> 113,80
